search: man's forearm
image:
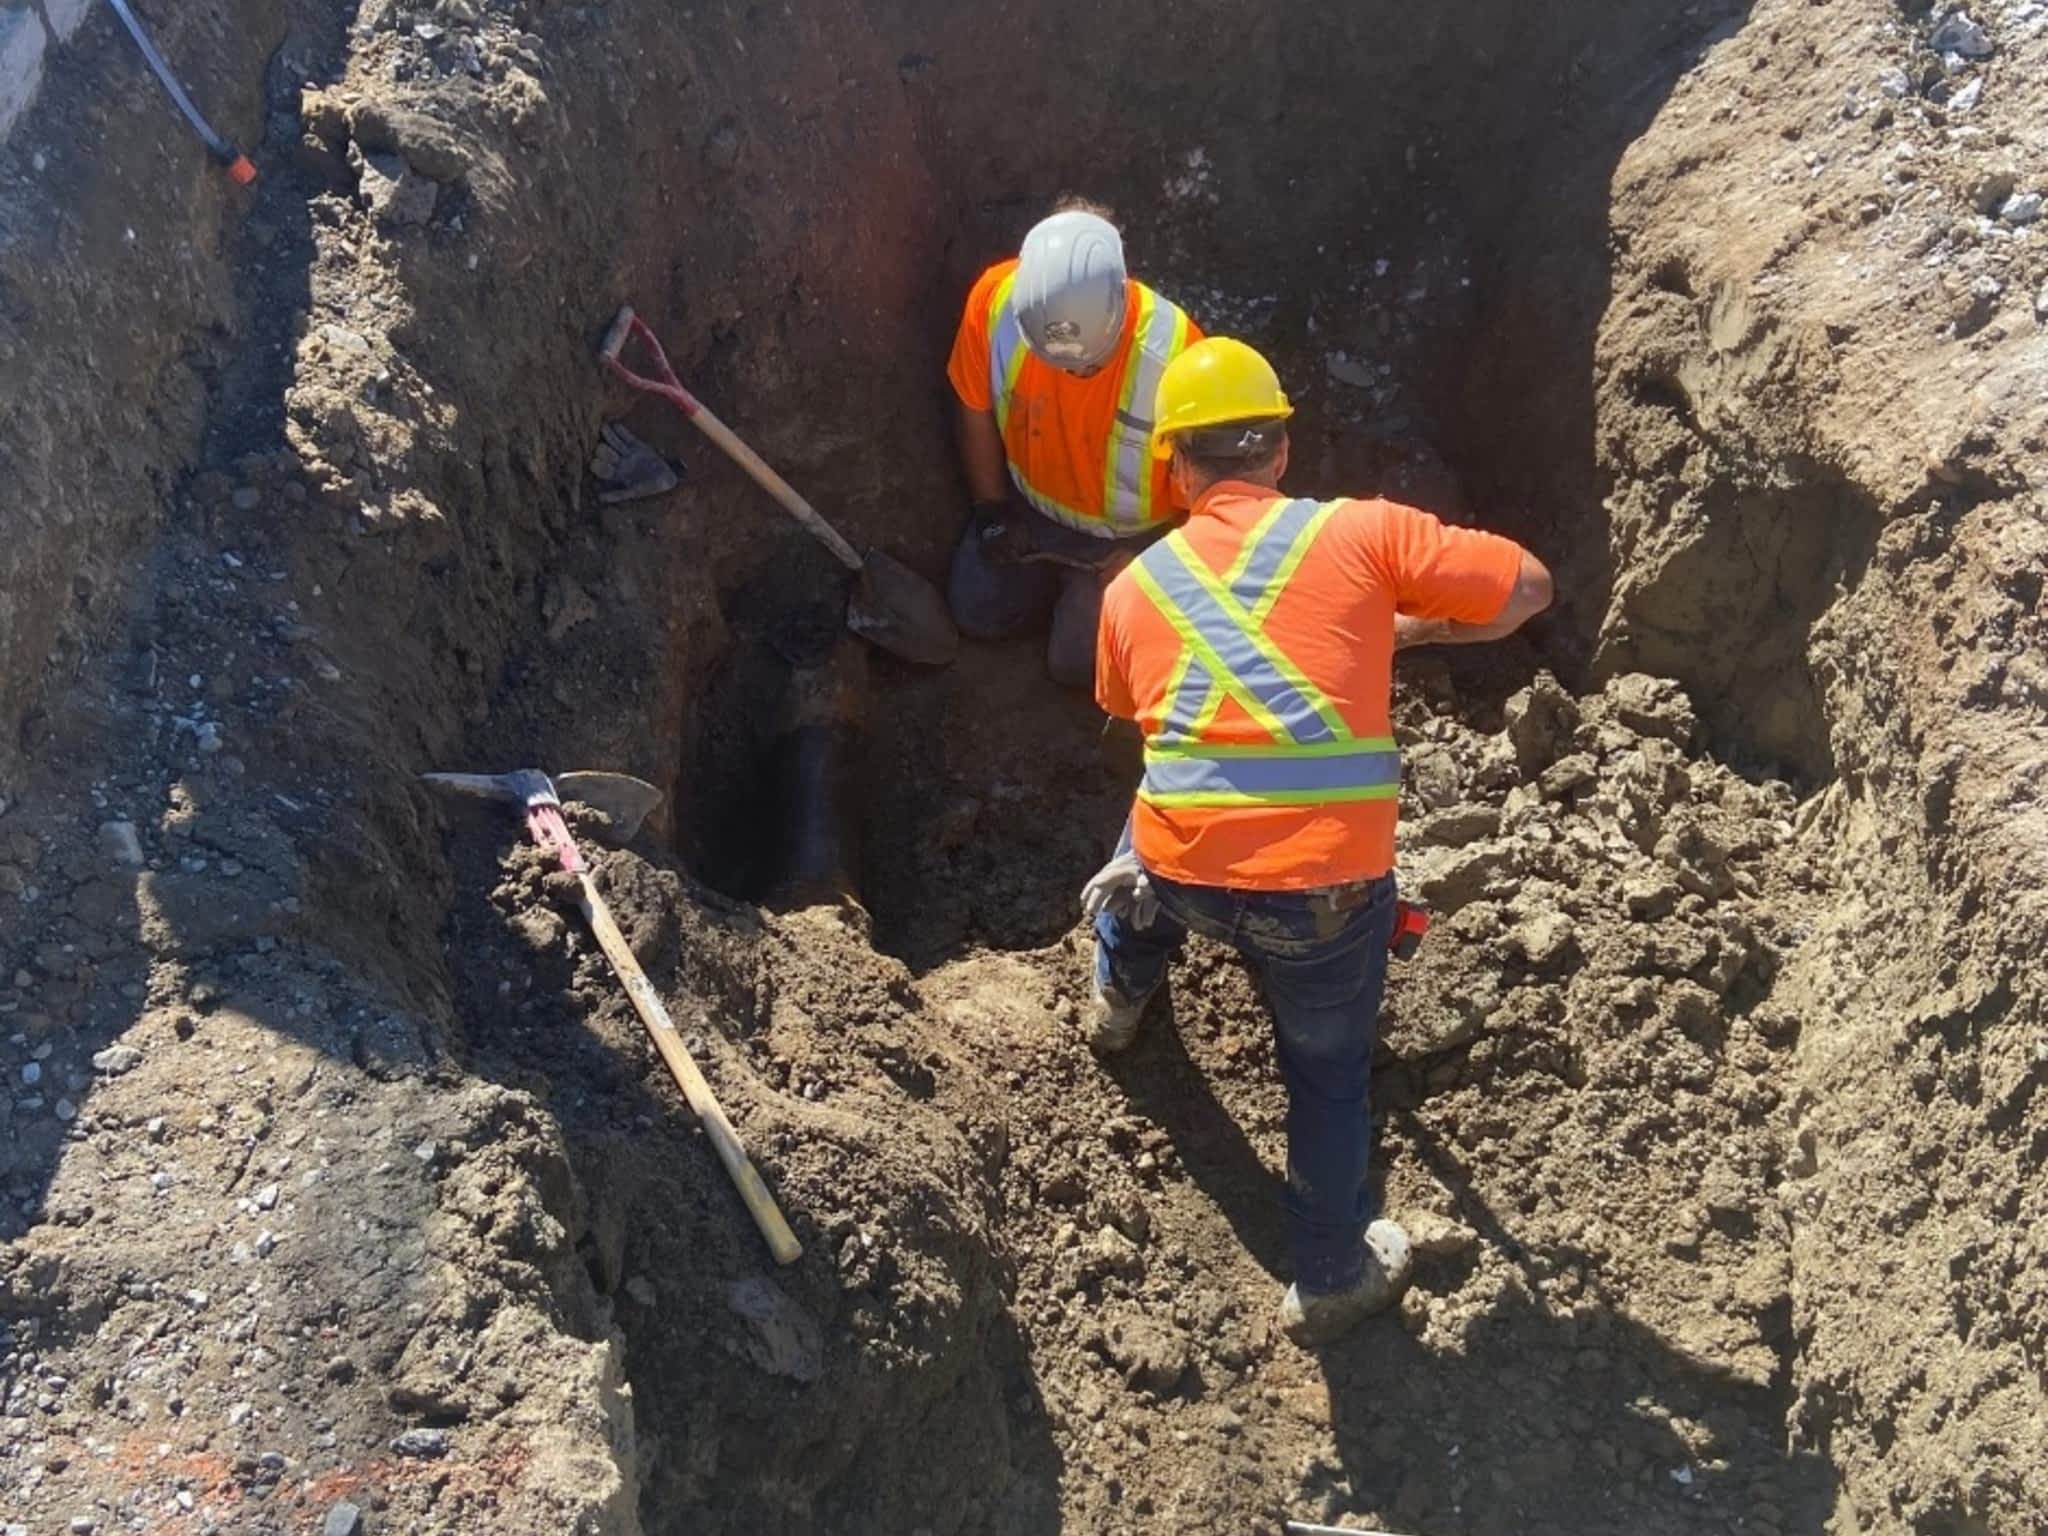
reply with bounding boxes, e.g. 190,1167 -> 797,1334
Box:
956,399 -> 1011,503
1395,613 -> 1529,649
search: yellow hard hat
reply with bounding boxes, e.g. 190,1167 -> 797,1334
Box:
1150,337 -> 1294,460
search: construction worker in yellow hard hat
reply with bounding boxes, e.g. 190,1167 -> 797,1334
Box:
1081,336 -> 1555,1344
944,199 -> 1204,687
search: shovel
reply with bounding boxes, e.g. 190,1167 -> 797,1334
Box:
422,767 -> 802,1266
599,307 -> 960,667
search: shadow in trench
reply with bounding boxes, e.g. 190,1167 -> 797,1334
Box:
1107,991 -> 1835,1534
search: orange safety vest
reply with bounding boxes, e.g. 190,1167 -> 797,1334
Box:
985,274 -> 1194,536
1126,496 -> 1401,811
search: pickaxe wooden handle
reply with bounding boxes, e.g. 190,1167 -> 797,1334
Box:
573,872 -> 802,1266
423,769 -> 800,1266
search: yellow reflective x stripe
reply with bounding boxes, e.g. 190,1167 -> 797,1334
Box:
1255,500 -> 1342,626
1151,645 -> 1197,735
1165,524 -> 1352,740
1223,498 -> 1293,591
1161,498 -> 1290,735
1129,559 -> 1290,739
988,273 -> 1030,437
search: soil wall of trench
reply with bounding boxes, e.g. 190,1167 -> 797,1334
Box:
0,0 -> 2044,1533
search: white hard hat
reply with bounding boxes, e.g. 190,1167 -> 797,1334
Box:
1014,211 -> 1128,369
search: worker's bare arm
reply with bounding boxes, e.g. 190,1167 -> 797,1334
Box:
957,399 -> 1011,504
1395,551 -> 1553,648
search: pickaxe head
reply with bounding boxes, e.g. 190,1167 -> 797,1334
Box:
420,769 -> 663,840
420,768 -> 559,807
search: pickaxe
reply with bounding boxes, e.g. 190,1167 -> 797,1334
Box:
422,768 -> 801,1266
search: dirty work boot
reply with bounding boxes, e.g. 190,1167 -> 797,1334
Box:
1277,1219 -> 1415,1346
1084,982 -> 1150,1055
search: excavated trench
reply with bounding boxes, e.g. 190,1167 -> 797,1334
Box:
19,0 -> 2033,1532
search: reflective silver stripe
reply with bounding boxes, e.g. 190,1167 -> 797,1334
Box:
987,282 -> 1028,437
1142,746 -> 1401,805
1227,498 -> 1324,608
1103,294 -> 1189,531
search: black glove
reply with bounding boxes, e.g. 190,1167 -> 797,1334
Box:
971,498 -> 1035,566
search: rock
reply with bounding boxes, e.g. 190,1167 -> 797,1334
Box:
351,144 -> 437,225
1623,875 -> 1682,921
1955,274 -> 2002,335
69,1519 -> 96,1536
1413,842 -> 1520,912
97,820 -> 144,867
390,1427 -> 450,1458
1947,75 -> 1983,111
90,1044 -> 141,1075
1505,911 -> 1575,968
1538,753 -> 1598,800
624,1275 -> 657,1306
1603,673 -> 1696,745
254,1230 -> 276,1258
543,577 -> 598,643
1970,168 -> 2017,216
1325,351 -> 1377,388
1930,11 -> 1993,58
2000,192 -> 2042,227
347,102 -> 471,182
1107,1315 -> 1190,1394
53,1098 -> 75,1121
724,1277 -> 823,1383
226,1401 -> 253,1426
1416,805 -> 1501,846
1502,674 -> 1580,776
1405,1211 -> 1479,1259
19,1062 -> 39,1086
1403,740 -> 1462,810
322,1504 -> 364,1536
255,1183 -> 280,1210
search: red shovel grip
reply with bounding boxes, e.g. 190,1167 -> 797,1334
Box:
598,307 -> 703,419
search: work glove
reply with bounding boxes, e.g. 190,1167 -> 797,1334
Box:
1080,851 -> 1159,928
971,498 -> 1035,566
590,422 -> 682,504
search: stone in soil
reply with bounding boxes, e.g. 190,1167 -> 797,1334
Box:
323,1504 -> 365,1536
96,820 -> 144,867
90,1044 -> 141,1075
1106,1314 -> 1190,1395
391,1427 -> 450,1458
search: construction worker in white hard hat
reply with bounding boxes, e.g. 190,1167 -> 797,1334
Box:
945,199 -> 1203,687
1081,337 -> 1555,1344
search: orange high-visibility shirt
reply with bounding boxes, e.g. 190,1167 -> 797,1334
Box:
947,259 -> 1202,535
1097,483 -> 1527,891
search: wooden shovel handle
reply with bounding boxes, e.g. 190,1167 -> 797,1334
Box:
577,874 -> 803,1266
687,406 -> 865,573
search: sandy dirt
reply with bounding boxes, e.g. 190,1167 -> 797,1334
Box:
1,0 -> 2043,1533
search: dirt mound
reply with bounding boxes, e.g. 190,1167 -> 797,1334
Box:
2,0 -> 2044,1532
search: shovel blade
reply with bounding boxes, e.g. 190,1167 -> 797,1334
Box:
555,771 -> 665,840
847,550 -> 959,667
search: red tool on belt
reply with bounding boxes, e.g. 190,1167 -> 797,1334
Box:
1390,901 -> 1430,960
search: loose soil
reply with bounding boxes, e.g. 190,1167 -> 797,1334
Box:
1,1 -> 2043,1534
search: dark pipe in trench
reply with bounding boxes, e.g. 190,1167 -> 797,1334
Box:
764,607 -> 868,910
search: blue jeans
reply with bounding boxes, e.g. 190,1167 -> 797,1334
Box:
1095,871 -> 1398,1295
947,512 -> 1133,689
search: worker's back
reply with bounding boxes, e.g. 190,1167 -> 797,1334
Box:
1098,483 -> 1524,890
